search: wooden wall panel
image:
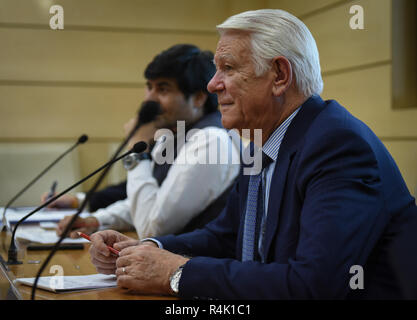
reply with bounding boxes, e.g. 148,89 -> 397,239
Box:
107,143 -> 128,186
0,142 -> 82,206
0,86 -> 146,138
304,0 -> 391,73
228,0 -> 268,15
0,0 -> 228,32
0,28 -> 219,83
392,0 -> 417,109
77,141 -> 122,192
322,64 -> 417,138
267,0 -> 343,17
384,140 -> 417,197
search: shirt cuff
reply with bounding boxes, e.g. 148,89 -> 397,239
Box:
75,192 -> 86,208
127,159 -> 153,180
141,238 -> 163,249
94,209 -> 113,228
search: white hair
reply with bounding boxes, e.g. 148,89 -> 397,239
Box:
216,9 -> 323,97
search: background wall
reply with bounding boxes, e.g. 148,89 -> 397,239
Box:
0,0 -> 415,206
267,0 -> 417,198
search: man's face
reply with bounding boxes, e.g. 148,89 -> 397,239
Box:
144,78 -> 193,129
207,31 -> 276,132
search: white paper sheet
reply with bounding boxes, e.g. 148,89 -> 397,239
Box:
39,221 -> 58,229
15,274 -> 117,292
15,226 -> 89,244
1,207 -> 90,225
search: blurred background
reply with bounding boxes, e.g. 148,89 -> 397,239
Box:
0,0 -> 416,206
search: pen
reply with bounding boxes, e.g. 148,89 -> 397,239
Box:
46,180 -> 58,202
27,243 -> 84,251
77,232 -> 120,256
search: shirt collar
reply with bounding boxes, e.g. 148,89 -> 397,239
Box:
262,107 -> 301,162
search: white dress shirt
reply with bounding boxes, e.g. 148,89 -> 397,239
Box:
94,126 -> 240,239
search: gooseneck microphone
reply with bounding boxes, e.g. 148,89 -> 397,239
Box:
30,100 -> 162,299
6,141 -> 147,265
136,100 -> 162,128
1,134 -> 88,232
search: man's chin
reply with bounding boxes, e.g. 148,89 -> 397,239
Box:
220,116 -> 240,131
154,118 -> 169,129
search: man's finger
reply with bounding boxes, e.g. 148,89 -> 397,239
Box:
69,228 -> 84,238
91,256 -> 117,270
89,237 -> 112,257
117,275 -> 137,289
119,245 -> 143,257
115,255 -> 130,269
115,266 -> 131,277
90,245 -> 117,263
57,216 -> 72,232
96,267 -> 116,275
113,240 -> 139,251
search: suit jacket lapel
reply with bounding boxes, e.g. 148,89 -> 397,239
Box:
263,95 -> 328,259
263,151 -> 293,259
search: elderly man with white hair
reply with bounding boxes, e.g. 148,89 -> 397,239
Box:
88,9 -> 417,299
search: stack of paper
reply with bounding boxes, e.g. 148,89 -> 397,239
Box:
1,207 -> 90,225
15,274 -> 117,292
15,226 -> 89,244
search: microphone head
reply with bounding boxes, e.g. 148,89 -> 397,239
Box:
78,134 -> 89,144
131,141 -> 148,154
138,101 -> 162,125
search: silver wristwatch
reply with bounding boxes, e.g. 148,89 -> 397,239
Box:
169,265 -> 185,295
122,152 -> 151,171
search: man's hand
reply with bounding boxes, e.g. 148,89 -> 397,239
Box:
56,215 -> 99,238
115,245 -> 189,295
89,230 -> 141,274
41,193 -> 78,209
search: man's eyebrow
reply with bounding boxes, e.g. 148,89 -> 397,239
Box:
151,81 -> 174,88
214,53 -> 235,64
146,81 -> 173,89
157,81 -> 172,87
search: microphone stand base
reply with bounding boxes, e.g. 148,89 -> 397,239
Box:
7,248 -> 23,265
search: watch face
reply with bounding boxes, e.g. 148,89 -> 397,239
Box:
123,155 -> 135,170
170,268 -> 182,294
123,153 -> 150,170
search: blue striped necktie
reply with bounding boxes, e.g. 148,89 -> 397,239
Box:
242,153 -> 272,262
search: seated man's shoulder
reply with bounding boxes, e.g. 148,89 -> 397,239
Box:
305,101 -> 377,148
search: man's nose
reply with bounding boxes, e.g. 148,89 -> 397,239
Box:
145,88 -> 158,101
207,72 -> 224,94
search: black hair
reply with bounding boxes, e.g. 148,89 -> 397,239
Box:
144,44 -> 218,114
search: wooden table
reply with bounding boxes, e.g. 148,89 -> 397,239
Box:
0,229 -> 176,300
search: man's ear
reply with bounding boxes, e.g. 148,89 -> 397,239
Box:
190,91 -> 208,109
271,56 -> 293,97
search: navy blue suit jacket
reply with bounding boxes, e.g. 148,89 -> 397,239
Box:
156,95 -> 417,299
